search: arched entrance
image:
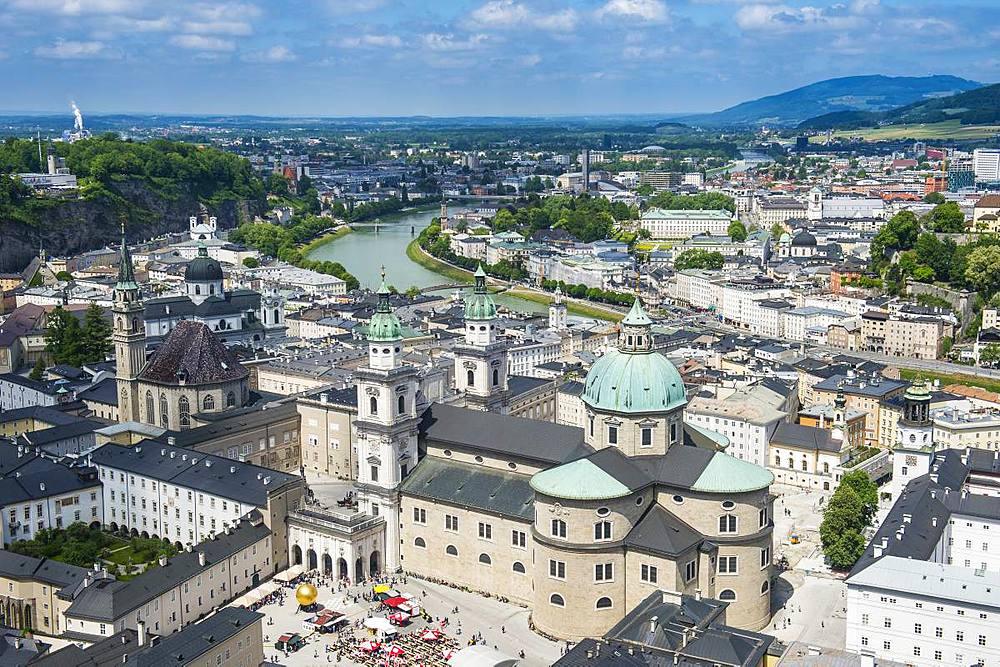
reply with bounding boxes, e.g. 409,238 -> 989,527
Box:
109,522 -> 118,533
337,558 -> 348,580
130,528 -> 138,537
90,521 -> 101,530
369,551 -> 380,577
292,545 -> 303,566
355,557 -> 364,583
307,549 -> 318,571
322,554 -> 333,576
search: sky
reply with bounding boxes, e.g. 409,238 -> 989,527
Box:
0,0 -> 996,117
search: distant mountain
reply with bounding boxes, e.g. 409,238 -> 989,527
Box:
797,82 -> 1000,130
681,75 -> 981,127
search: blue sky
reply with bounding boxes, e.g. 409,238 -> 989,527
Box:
0,0 -> 996,116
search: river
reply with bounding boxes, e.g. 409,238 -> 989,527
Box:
305,205 -> 548,315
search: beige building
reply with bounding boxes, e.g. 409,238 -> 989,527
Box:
0,552 -> 89,636
860,311 -> 944,360
768,423 -> 848,491
812,374 -> 908,447
400,301 -> 775,641
297,387 -> 358,479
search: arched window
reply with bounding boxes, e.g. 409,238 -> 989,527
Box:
210,284 -> 215,295
195,285 -> 201,295
594,521 -> 612,541
761,580 -> 770,595
131,318 -> 139,333
159,394 -> 169,427
551,519 -> 566,539
397,395 -> 405,415
178,396 -> 190,427
478,553 -> 492,565
467,369 -> 475,387
226,391 -> 236,408
145,392 -> 154,422
823,462 -> 830,473
445,545 -> 458,557
512,561 -> 525,574
203,395 -> 215,411
273,308 -> 280,323
217,319 -> 226,330
800,459 -> 808,471
596,597 -> 613,610
370,396 -> 378,415
549,594 -> 565,607
492,368 -> 499,386
719,589 -> 737,601
414,537 -> 426,548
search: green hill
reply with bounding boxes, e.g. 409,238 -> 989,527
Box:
683,75 -> 980,127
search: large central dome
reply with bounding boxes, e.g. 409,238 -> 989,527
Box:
582,299 -> 686,414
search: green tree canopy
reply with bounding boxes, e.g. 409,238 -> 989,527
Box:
923,192 -> 946,204
728,220 -> 748,242
923,201 -> 967,233
674,249 -> 725,271
965,245 -> 1000,296
871,210 -> 920,271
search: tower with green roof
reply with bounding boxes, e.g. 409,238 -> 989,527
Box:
112,222 -> 146,422
354,268 -> 420,572
454,264 -> 509,413
891,379 -> 936,499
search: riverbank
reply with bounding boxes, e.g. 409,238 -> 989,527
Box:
300,225 -> 352,254
405,238 -> 475,284
507,287 -> 623,322
360,200 -> 442,225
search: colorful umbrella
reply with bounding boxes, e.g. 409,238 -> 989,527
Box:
388,644 -> 405,657
420,628 -> 443,641
443,648 -> 456,660
360,640 -> 381,652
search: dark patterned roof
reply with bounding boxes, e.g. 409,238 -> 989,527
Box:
138,320 -> 247,386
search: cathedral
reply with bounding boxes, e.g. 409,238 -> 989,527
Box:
285,263 -> 777,643
113,230 -> 252,430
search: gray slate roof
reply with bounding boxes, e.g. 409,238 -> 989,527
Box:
625,504 -> 704,557
770,423 -> 840,453
0,550 -> 89,589
400,456 -> 534,521
127,607 -> 263,666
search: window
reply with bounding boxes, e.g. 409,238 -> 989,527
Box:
370,465 -> 379,483
596,597 -> 612,609
551,519 -> 566,539
549,560 -> 566,579
549,594 -> 565,607
202,395 -> 214,411
146,392 -> 154,421
512,561 -> 525,574
159,394 -> 169,426
957,631 -> 964,642
511,530 -> 526,549
883,641 -> 891,651
492,369 -> 499,386
761,580 -> 770,595
594,521 -> 612,541
913,647 -> 921,657
413,508 -> 426,524
369,395 -> 378,415
445,515 -> 459,532
719,515 -> 737,533
760,547 -> 770,568
226,392 -> 236,408
478,553 -> 492,565
934,651 -> 942,661
861,636 -> 868,647
935,627 -> 943,638
607,425 -> 618,445
884,618 -> 892,628
467,369 -> 475,387
759,507 -> 767,527
685,560 -> 696,582
861,614 -> 869,625
445,545 -> 458,557
979,635 -> 987,647
478,522 -> 492,540
178,396 -> 190,427
670,422 -> 677,443
413,537 -> 426,548
397,395 -> 405,414
718,556 -> 737,574
594,563 -> 613,582
641,564 -> 657,583
719,589 -> 736,601
914,623 -> 922,634
641,428 -> 652,447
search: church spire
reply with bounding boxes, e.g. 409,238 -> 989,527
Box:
115,220 -> 139,300
619,297 -> 653,353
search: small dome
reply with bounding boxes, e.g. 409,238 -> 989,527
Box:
368,277 -> 402,342
185,245 -> 223,282
582,348 -> 686,414
464,264 -> 497,321
791,230 -> 817,247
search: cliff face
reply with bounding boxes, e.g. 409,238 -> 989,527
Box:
0,180 -> 260,273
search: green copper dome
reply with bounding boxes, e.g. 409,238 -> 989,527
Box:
367,277 -> 402,342
464,264 -> 498,321
582,348 -> 687,414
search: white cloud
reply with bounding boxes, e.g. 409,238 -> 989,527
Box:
534,9 -> 578,31
338,34 -> 403,48
188,2 -> 261,21
466,0 -> 577,31
10,0 -> 131,15
35,38 -> 110,58
243,45 -> 297,62
106,16 -> 174,32
421,33 -> 490,51
734,4 -> 861,32
596,0 -> 669,22
169,34 -> 236,51
325,0 -> 388,13
182,20 -> 254,35
518,53 -> 541,67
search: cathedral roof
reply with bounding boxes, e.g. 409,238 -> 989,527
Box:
185,244 -> 223,282
138,320 -> 247,386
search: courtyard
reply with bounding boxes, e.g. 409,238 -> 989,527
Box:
243,573 -> 562,666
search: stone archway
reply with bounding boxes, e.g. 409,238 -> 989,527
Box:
292,545 -> 303,566
307,549 -> 318,571
369,551 -> 380,577
109,522 -> 119,533
355,557 -> 364,583
140,531 -> 149,539
322,554 -> 333,576
130,528 -> 138,538
337,558 -> 348,580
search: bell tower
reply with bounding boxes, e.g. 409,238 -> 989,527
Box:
454,265 -> 508,413
891,380 -> 935,499
112,223 -> 146,423
354,269 -> 420,572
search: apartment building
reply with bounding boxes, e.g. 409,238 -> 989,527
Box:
639,209 -> 732,239
782,307 -> 848,343
684,394 -> 785,467
861,311 -> 944,360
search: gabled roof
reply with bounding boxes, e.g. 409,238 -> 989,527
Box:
138,320 -> 247,386
624,504 -> 703,556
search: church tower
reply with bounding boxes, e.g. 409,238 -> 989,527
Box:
454,265 -> 508,413
891,380 -> 935,499
112,224 -> 146,423
354,271 -> 420,572
549,286 -> 568,331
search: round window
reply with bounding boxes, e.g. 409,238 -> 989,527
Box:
635,496 -> 644,507
672,495 -> 684,505
596,507 -> 610,517
507,462 -> 517,470
475,455 -> 484,463
721,500 -> 736,511
443,449 -> 452,457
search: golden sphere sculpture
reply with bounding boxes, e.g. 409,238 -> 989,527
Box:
295,583 -> 318,606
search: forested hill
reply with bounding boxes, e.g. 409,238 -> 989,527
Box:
0,135 -> 265,272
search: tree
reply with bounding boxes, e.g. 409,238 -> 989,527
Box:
44,306 -> 83,366
820,485 -> 864,549
56,270 -> 73,282
770,222 -> 784,238
924,202 -> 967,233
871,210 -> 920,271
839,470 -> 879,526
923,192 -> 946,204
242,256 -> 260,269
728,220 -> 748,242
825,529 -> 867,570
980,344 -> 1000,367
405,286 -> 421,298
965,246 -> 1000,296
28,357 -> 46,381
674,249 -> 724,271
913,233 -> 955,283
80,303 -> 112,364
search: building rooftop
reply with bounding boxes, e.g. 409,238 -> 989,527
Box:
138,320 -> 248,386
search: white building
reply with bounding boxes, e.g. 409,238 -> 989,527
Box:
782,307 -> 848,342
639,209 -> 733,239
684,394 -> 785,467
974,148 -> 1000,182
507,335 -> 562,377
933,407 -> 1000,452
245,265 -> 347,296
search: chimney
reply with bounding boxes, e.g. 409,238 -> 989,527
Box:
902,513 -> 912,524
39,482 -> 45,492
873,544 -> 883,558
167,436 -> 176,446
158,555 -> 168,567
186,543 -> 193,553
320,392 -> 329,404
932,517 -> 938,527
648,616 -> 658,634
169,451 -> 176,459
160,448 -> 166,456
137,620 -> 147,647
198,551 -> 206,567
881,537 -> 888,549
230,465 -> 236,474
